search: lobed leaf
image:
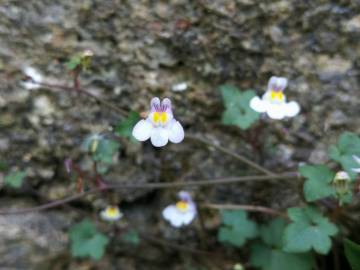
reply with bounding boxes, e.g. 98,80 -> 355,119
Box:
251,218 -> 314,270
300,165 -> 336,202
220,85 -> 260,130
5,170 -> 27,188
344,239 -> 360,270
218,210 -> 258,248
329,132 -> 360,179
284,206 -> 338,255
69,219 -> 109,260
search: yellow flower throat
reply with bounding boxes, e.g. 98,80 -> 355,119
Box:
106,207 -> 119,217
176,201 -> 189,212
153,112 -> 168,125
270,90 -> 284,101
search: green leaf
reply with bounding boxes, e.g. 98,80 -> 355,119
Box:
284,206 -> 338,254
115,111 -> 140,141
329,132 -> 360,179
81,134 -> 120,165
251,242 -> 313,270
69,219 -> 109,260
260,218 -> 287,248
344,239 -> 360,270
218,210 -> 258,248
121,229 -> 140,245
5,170 -> 27,188
93,139 -> 120,164
300,165 -> 336,202
66,56 -> 82,70
220,85 -> 260,130
250,218 -> 314,270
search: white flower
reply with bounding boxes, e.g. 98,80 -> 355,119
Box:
132,97 -> 184,147
250,76 -> 300,120
352,155 -> 360,173
22,67 -> 43,90
100,205 -> 123,222
162,191 -> 197,227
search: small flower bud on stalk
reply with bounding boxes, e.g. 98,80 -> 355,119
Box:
80,49 -> 94,71
332,171 -> 351,196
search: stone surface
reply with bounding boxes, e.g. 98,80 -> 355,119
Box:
0,0 -> 359,268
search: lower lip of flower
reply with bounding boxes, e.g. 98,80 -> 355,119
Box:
176,201 -> 189,212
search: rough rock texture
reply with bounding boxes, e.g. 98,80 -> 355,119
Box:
0,0 -> 359,269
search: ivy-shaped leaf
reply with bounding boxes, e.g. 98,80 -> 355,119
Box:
300,165 -> 353,205
284,206 -> 338,255
93,139 -> 120,164
220,85 -> 260,130
250,218 -> 314,270
344,239 -> 360,270
329,132 -> 360,179
81,134 -> 120,165
300,165 -> 336,202
69,219 -> 109,260
115,111 -> 140,142
251,243 -> 313,270
5,170 -> 27,188
218,210 -> 258,248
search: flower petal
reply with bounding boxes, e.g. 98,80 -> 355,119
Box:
284,101 -> 300,117
352,168 -> 360,173
132,119 -> 152,141
178,191 -> 192,201
150,127 -> 169,147
161,98 -> 173,114
353,155 -> 360,165
167,120 -> 184,143
181,209 -> 197,225
250,96 -> 268,113
267,76 -> 288,92
150,97 -> 161,112
162,205 -> 183,227
266,103 -> 286,119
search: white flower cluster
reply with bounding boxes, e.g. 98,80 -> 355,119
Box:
100,191 -> 197,228
132,77 -> 301,148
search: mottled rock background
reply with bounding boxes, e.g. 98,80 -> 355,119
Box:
0,0 -> 359,269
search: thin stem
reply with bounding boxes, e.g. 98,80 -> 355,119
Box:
202,203 -> 288,218
186,134 -> 274,176
36,81 -> 128,116
35,80 -> 275,177
0,172 -> 299,215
